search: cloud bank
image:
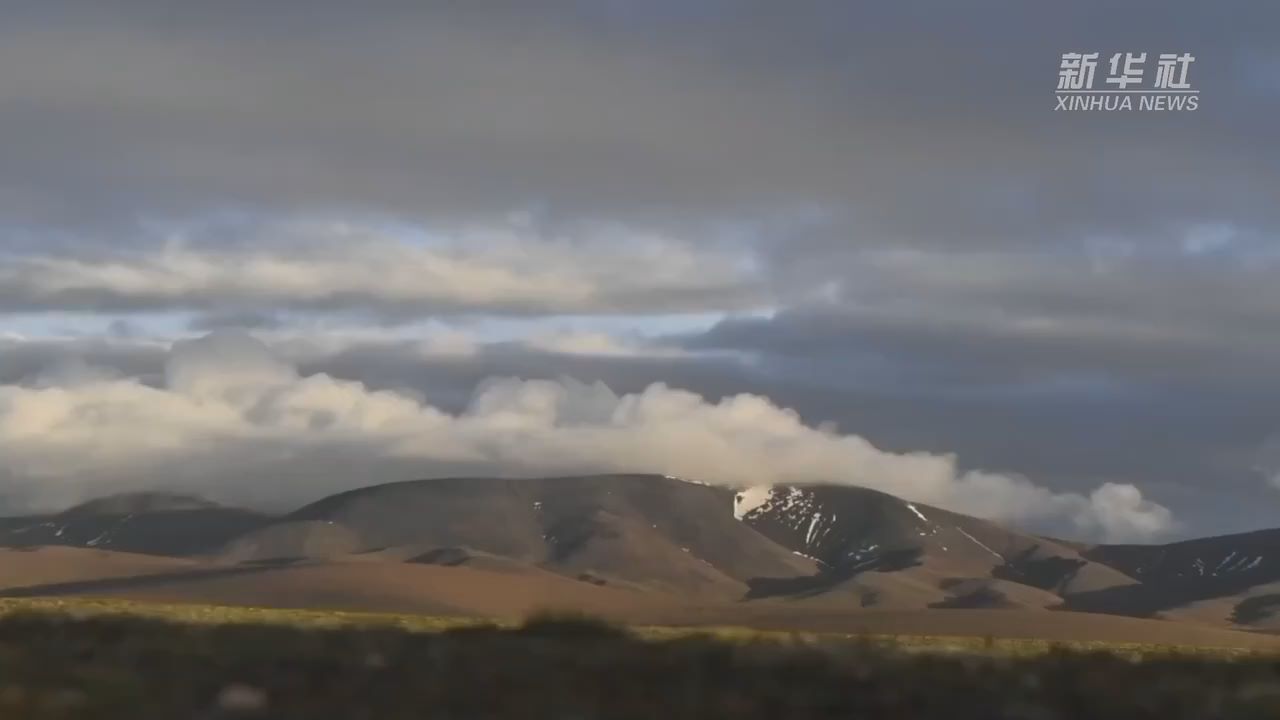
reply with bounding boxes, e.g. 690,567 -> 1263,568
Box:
0,332 -> 1172,542
0,220 -> 765,317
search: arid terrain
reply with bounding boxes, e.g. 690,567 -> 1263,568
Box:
4,474 -> 1280,648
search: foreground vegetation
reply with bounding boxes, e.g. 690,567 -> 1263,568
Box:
0,596 -> 1266,658
3,599 -> 1280,718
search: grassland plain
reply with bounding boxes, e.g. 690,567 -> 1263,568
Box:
4,599 -> 1280,718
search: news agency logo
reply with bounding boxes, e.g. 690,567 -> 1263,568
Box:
1055,53 -> 1198,111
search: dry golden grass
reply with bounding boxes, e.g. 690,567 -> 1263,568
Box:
2,596 -> 1273,659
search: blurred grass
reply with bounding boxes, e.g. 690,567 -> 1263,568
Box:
2,601 -> 1280,718
0,596 -> 1269,659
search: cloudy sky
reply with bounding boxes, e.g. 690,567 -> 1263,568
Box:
1,0 -> 1277,541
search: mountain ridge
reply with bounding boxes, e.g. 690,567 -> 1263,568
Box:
3,474 -> 1279,634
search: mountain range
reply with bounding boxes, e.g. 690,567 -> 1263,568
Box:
3,474 -> 1280,647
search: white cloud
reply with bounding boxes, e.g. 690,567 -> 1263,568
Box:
522,330 -> 686,358
1083,482 -> 1176,543
0,218 -> 767,317
0,332 -> 1173,541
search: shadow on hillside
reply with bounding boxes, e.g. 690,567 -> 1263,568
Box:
1063,571 -> 1280,619
993,547 -> 1086,593
239,557 -> 306,567
929,585 -> 1016,610
1230,594 -> 1280,625
408,547 -> 473,566
0,509 -> 269,557
744,547 -> 924,600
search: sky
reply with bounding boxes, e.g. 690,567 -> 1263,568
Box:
1,0 -> 1277,541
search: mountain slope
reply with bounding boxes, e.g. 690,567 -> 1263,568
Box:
735,484 -> 1135,608
0,546 -> 197,592
0,492 -> 269,557
270,475 -> 816,594
1065,528 -> 1280,622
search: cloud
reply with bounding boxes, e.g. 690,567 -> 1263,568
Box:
521,331 -> 686,358
1085,483 -> 1176,543
2,1 -> 1276,248
187,311 -> 285,332
0,0 -> 1272,541
0,332 -> 1172,541
0,219 -> 766,316
699,245 -> 1280,386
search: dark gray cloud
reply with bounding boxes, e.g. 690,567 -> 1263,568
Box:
1,0 -> 1275,239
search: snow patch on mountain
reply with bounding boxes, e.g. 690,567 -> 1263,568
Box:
665,474 -> 710,487
956,527 -> 1003,559
735,486 -> 836,552
805,512 -> 823,545
733,486 -> 774,520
